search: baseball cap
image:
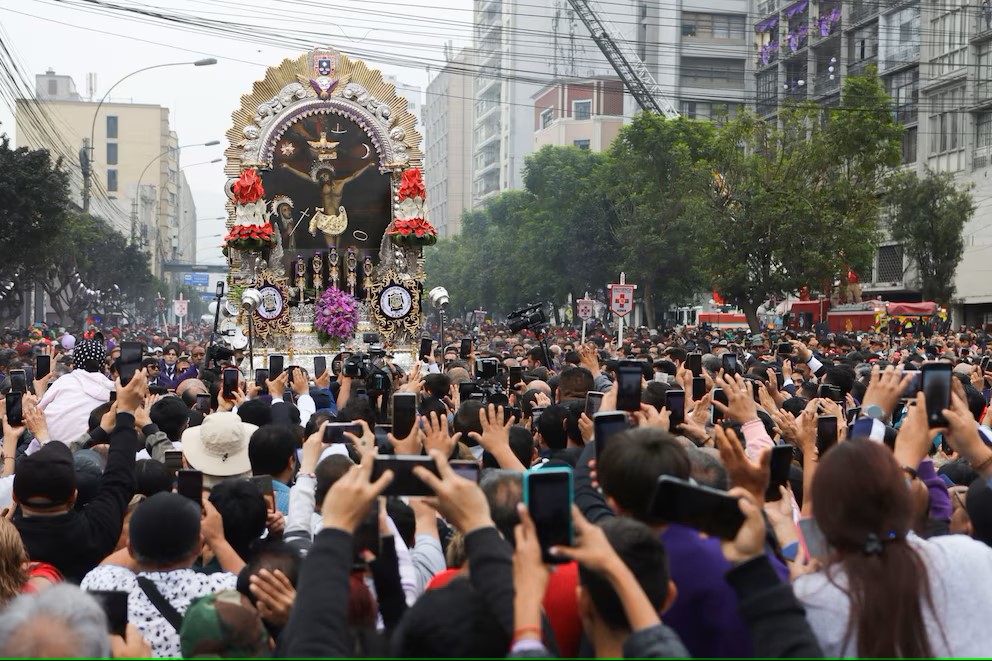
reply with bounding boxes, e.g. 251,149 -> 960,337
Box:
14,442 -> 76,507
181,412 -> 256,477
179,590 -> 270,658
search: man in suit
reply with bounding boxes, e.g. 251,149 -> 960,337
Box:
157,342 -> 197,391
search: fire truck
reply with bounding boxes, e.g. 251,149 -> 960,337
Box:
787,299 -> 947,334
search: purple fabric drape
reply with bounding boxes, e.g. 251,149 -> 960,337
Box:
785,0 -> 808,17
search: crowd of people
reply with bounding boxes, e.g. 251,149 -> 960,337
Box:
0,318 -> 992,657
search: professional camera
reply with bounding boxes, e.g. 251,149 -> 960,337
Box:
506,304 -> 547,334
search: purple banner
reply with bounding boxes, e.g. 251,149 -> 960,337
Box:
785,0 -> 808,17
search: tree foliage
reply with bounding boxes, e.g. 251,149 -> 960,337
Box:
885,168 -> 976,305
0,135 -> 71,283
696,68 -> 902,330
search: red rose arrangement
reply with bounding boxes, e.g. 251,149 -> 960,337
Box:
223,223 -> 275,251
397,168 -> 426,201
232,168 -> 265,204
388,217 -> 437,247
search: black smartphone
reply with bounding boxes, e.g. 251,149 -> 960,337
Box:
711,387 -> 728,422
353,508 -> 381,568
594,410 -> 628,457
372,456 -> 439,496
420,338 -> 433,361
846,406 -> 861,425
692,376 -> 707,401
901,372 -> 922,400
323,422 -> 362,443
35,354 -> 51,380
118,341 -> 144,387
981,356 -> 990,374
460,338 -> 473,360
90,590 -> 128,637
509,365 -> 523,388
506,406 -> 522,424
164,450 -> 183,475
268,355 -> 284,378
530,406 -> 546,432
313,356 -> 327,378
777,342 -> 793,356
176,469 -> 203,503
585,391 -> 605,417
392,392 -> 418,440
5,392 -> 22,426
523,468 -> 574,564
722,353 -> 738,375
687,352 -> 702,377
109,390 -> 117,403
193,393 -> 210,414
8,370 -> 25,395
650,475 -> 745,539
921,362 -> 952,428
816,415 -> 839,456
254,369 -> 269,395
458,381 -> 478,401
616,361 -> 642,412
666,389 -> 686,428
252,475 -> 276,512
817,383 -> 843,403
765,444 -> 794,501
222,367 -> 239,400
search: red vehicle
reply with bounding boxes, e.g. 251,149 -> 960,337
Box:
788,299 -> 945,334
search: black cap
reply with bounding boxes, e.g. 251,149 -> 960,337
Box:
14,442 -> 76,507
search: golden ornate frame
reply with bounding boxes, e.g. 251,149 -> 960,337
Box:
367,268 -> 422,344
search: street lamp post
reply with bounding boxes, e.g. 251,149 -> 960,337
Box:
84,58 -> 217,211
132,141 -> 220,246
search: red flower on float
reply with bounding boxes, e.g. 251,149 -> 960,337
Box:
397,168 -> 426,201
232,168 -> 266,204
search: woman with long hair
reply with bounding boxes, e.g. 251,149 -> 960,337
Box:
794,439 -> 992,656
0,518 -> 28,604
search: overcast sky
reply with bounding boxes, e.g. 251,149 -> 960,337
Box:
0,0 -> 473,264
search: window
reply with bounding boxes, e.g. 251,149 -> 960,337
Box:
573,100 -> 592,120
107,169 -> 118,192
681,13 -> 745,39
679,100 -> 743,121
977,112 -> 992,150
573,139 -> 591,149
106,116 -> 118,139
902,126 -> 917,164
886,67 -> 918,124
540,108 -> 554,129
928,86 -> 965,155
47,79 -> 57,96
978,43 -> 992,100
930,0 -> 966,77
876,245 -> 904,283
106,142 -> 118,165
680,57 -> 745,89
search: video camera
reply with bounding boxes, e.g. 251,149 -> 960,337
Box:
342,351 -> 392,396
507,304 -> 547,334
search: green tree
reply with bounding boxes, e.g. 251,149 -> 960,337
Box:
43,211 -> 154,326
885,168 -> 976,305
0,134 -> 71,283
698,68 -> 902,331
601,113 -> 716,324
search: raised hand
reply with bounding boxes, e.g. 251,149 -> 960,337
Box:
714,425 -> 770,504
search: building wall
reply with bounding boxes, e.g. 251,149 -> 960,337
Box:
14,77 -> 177,277
425,48 -> 474,237
176,171 -> 197,265
533,79 -> 625,152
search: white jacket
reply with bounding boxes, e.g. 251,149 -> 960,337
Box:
38,370 -> 114,444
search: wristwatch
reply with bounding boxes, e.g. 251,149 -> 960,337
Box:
862,404 -> 885,420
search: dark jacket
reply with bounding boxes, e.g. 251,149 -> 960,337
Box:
155,360 -> 198,390
14,412 -> 137,583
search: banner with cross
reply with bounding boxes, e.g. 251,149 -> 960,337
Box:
577,299 -> 595,320
609,275 -> 636,318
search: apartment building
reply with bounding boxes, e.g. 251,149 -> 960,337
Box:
533,77 -> 625,151
424,48 -> 474,237
15,69 -> 194,277
752,0 -> 992,324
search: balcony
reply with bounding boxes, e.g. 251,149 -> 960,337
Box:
880,44 -> 920,73
757,42 -> 780,68
884,0 -> 913,11
848,0 -> 879,26
848,55 -> 878,76
812,72 -> 840,96
758,93 -> 779,116
975,7 -> 992,41
812,7 -> 841,41
757,0 -> 779,18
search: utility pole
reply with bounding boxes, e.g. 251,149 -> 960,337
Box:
79,138 -> 92,212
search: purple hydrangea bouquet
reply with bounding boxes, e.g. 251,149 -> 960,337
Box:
313,286 -> 360,346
